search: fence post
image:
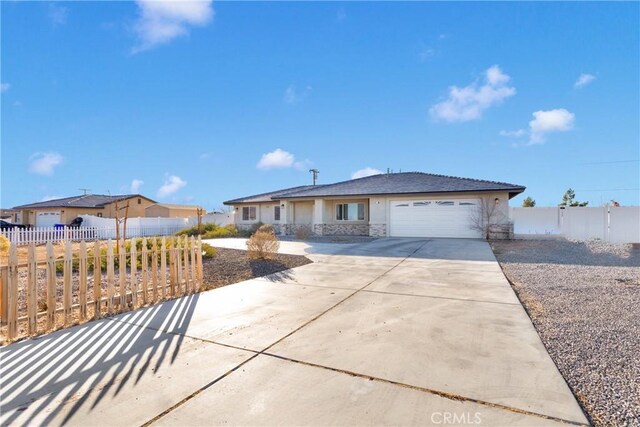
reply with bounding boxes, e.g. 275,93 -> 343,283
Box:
79,240 -> 87,321
63,240 -> 72,326
141,237 -> 148,305
190,236 -> 197,293
197,235 -> 203,290
7,244 -> 18,340
183,235 -> 190,294
93,240 -> 102,319
161,237 -> 168,298
168,237 -> 175,297
0,266 -> 7,326
153,238 -> 160,302
27,243 -> 37,334
175,237 -> 183,296
46,242 -> 56,330
107,239 -> 115,314
119,239 -> 126,311
130,239 -> 138,308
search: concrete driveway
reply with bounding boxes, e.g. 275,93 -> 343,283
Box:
0,238 -> 588,426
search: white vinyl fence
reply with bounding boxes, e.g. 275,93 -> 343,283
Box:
1,212 -> 236,246
511,206 -> 640,244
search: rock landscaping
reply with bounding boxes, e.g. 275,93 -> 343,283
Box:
491,239 -> 640,426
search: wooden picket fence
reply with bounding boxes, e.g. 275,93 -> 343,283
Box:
0,235 -> 203,341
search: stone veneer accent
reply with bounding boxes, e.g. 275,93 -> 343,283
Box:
321,224 -> 369,236
238,223 -> 382,237
368,223 -> 387,237
488,223 -> 514,240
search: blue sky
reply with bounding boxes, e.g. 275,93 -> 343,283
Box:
2,1 -> 639,210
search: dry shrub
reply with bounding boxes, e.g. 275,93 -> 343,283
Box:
246,224 -> 280,259
294,224 -> 312,240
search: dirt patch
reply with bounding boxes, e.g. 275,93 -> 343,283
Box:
201,247 -> 311,290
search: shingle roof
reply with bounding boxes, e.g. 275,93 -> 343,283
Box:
224,172 -> 525,204
13,194 -> 154,209
223,185 -> 322,204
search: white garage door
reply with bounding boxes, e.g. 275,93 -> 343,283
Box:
36,211 -> 61,228
389,199 -> 482,238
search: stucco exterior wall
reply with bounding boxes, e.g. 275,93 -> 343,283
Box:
145,205 -> 199,218
293,201 -> 313,224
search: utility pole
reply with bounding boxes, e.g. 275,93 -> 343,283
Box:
309,169 -> 319,186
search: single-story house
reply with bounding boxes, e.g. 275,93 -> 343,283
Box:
224,172 -> 525,238
13,194 -> 157,227
145,203 -> 203,218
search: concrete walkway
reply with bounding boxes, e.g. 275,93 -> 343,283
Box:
0,238 -> 588,426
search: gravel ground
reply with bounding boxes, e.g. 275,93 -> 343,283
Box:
202,247 -> 311,289
491,239 -> 640,426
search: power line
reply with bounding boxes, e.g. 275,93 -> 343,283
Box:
578,160 -> 639,165
576,188 -> 640,192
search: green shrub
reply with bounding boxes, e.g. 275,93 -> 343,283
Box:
176,223 -> 220,237
201,243 -> 216,259
0,235 -> 9,256
203,224 -> 239,239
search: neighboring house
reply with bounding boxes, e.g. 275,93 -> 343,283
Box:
145,203 -> 203,218
0,209 -> 18,222
224,172 -> 525,238
13,194 -> 157,227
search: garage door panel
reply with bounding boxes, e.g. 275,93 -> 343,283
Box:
390,199 -> 481,238
36,211 -> 61,228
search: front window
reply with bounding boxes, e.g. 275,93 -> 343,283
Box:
274,206 -> 281,221
242,206 -> 257,221
336,203 -> 365,221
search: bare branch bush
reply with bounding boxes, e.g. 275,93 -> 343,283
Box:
469,197 -> 502,240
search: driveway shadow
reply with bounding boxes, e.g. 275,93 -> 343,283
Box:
0,293 -> 199,426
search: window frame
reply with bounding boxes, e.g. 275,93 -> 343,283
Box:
242,206 -> 257,221
335,202 -> 365,221
274,205 -> 281,221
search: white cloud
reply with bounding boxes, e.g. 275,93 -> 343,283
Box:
257,148 -> 295,170
199,152 -> 210,160
499,129 -> 526,138
157,175 -> 186,198
529,108 -> 575,144
351,167 -> 383,179
133,0 -> 214,53
0,83 -> 10,92
48,3 -> 68,26
429,65 -> 516,122
336,7 -> 347,22
284,85 -> 312,104
130,179 -> 144,193
574,73 -> 596,88
28,152 -> 63,175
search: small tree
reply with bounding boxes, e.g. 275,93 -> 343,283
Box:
246,224 -> 280,260
559,188 -> 588,207
522,197 -> 536,207
469,197 -> 503,240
